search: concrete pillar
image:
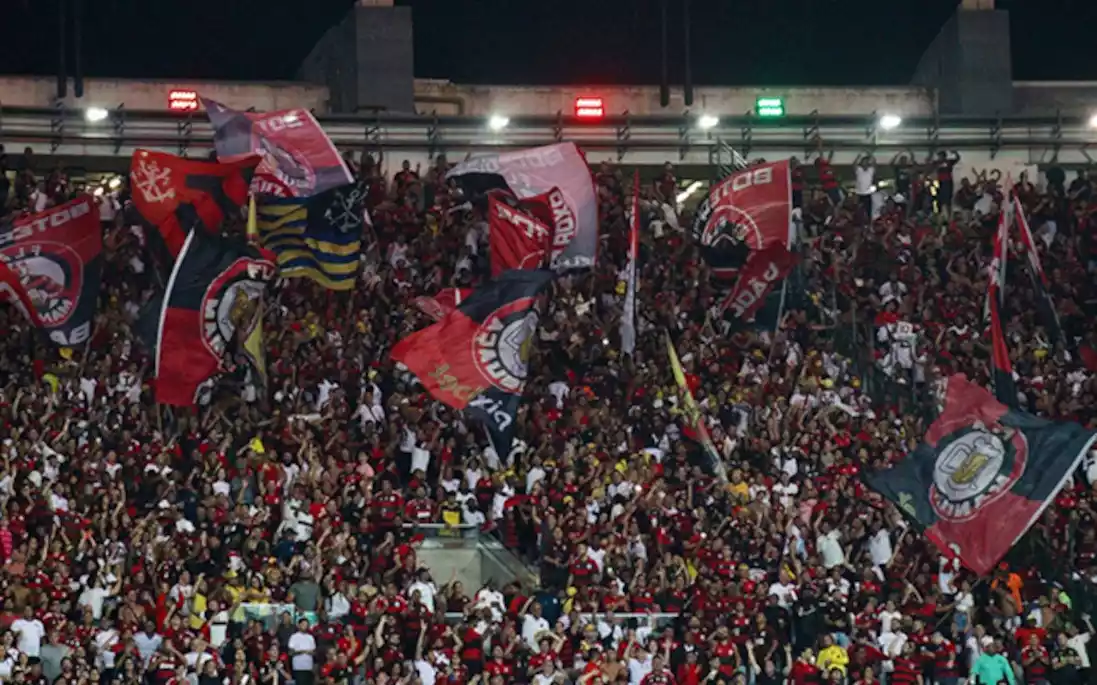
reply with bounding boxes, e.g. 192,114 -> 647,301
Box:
297,1 -> 415,113
911,1 -> 1013,115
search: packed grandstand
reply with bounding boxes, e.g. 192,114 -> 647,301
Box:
0,90 -> 1094,685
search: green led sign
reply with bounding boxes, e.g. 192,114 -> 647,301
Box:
756,97 -> 785,117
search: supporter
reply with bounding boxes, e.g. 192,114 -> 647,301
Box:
0,142 -> 1096,685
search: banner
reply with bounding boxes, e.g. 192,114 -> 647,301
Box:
719,247 -> 799,321
257,183 -> 365,290
621,170 -> 640,356
392,270 -> 553,455
151,230 -> 277,406
0,196 -> 103,346
448,143 -> 597,270
204,98 -> 354,198
691,160 -> 793,280
413,288 -> 472,322
129,149 -> 259,266
666,333 -> 727,483
953,158 -> 1037,190
488,194 -> 553,276
864,374 -> 1097,575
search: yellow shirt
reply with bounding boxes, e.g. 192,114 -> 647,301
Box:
817,645 -> 849,674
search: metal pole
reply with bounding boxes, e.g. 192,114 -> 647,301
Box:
659,0 -> 669,108
683,0 -> 693,107
57,0 -> 67,99
73,0 -> 83,98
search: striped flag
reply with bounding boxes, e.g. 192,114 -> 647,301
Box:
621,170 -> 640,356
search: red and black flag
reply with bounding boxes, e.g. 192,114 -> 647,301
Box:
143,229 -> 276,406
488,193 -> 553,276
986,206 -> 1016,406
864,374 -> 1096,575
129,149 -> 259,272
413,288 -> 472,322
0,196 -> 103,346
718,246 -> 800,322
448,144 -> 597,270
691,160 -> 794,281
203,98 -> 354,198
392,269 -> 553,455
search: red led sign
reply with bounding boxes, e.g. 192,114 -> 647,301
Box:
168,90 -> 200,112
574,97 -> 605,119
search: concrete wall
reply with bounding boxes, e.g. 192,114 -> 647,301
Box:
1012,82 -> 1097,116
0,76 -> 329,112
415,538 -> 537,594
413,81 -> 937,117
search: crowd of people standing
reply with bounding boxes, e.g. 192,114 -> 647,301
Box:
0,140 -> 1095,685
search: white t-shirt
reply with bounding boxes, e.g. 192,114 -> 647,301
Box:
287,631 -> 316,671
817,530 -> 845,569
11,618 -> 45,657
1069,633 -> 1092,668
522,614 -> 551,652
869,529 -> 893,567
79,586 -> 111,619
628,655 -> 654,685
855,165 -> 876,196
768,582 -> 798,608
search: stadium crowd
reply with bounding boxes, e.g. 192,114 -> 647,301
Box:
0,140 -> 1095,685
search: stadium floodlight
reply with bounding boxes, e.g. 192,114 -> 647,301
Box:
878,113 -> 902,131
488,114 -> 510,131
698,114 -> 719,130
85,107 -> 109,123
1089,113 -> 1097,129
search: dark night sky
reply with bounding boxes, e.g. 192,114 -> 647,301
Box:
1,0 -> 1094,86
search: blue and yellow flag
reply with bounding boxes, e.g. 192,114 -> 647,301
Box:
256,183 -> 365,290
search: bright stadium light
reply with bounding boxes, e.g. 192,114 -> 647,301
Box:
878,113 -> 902,130
1089,113 -> 1097,129
698,114 -> 719,130
85,107 -> 109,123
488,114 -> 510,131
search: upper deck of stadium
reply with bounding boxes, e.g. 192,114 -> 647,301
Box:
3,0 -> 1097,170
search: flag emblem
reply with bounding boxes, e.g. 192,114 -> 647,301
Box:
930,423 -> 1027,522
473,299 -> 539,393
200,259 -> 277,360
132,157 -> 177,204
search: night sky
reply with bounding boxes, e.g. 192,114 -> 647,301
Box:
2,0 -> 1095,86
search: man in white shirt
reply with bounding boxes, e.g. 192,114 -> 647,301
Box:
626,640 -> 653,685
521,601 -> 551,653
407,570 -> 437,613
287,618 -> 316,685
11,607 -> 46,660
855,156 -> 876,219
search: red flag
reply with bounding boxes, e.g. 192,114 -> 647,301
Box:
719,247 -> 799,321
129,149 -> 260,260
413,288 -> 472,322
488,195 -> 552,276
692,160 -> 793,279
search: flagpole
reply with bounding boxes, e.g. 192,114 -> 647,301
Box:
767,279 -> 789,363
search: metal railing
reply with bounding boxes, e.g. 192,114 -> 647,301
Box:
4,105 -> 1097,164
